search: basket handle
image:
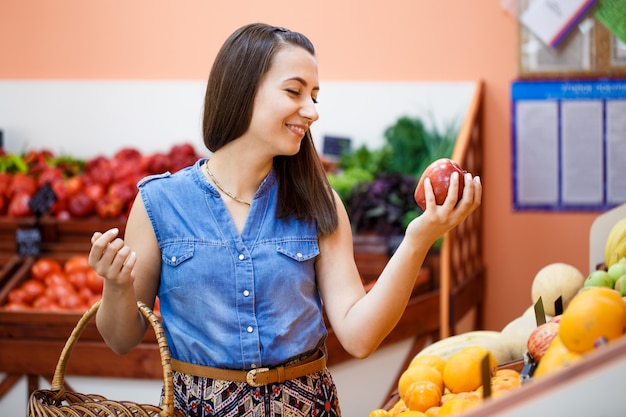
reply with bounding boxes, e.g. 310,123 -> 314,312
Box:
49,300 -> 177,416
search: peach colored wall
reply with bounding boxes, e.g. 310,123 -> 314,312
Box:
0,0 -> 598,330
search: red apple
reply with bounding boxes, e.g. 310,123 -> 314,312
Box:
414,158 -> 466,211
527,321 -> 560,362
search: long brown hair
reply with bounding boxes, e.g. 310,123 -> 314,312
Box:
202,23 -> 338,236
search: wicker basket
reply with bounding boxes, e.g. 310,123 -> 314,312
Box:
27,300 -> 185,417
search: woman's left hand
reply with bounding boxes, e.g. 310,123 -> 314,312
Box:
405,171 -> 482,245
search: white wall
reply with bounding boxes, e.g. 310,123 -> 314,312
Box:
0,80 -> 475,158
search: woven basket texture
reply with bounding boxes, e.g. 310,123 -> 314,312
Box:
27,300 -> 185,417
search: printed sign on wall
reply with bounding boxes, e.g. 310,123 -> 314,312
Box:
512,79 -> 626,211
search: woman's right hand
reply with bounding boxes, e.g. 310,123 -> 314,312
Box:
88,228 -> 137,288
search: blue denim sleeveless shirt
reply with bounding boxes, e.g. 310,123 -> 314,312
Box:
138,159 -> 327,370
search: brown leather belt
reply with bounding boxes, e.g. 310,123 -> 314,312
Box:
170,349 -> 326,387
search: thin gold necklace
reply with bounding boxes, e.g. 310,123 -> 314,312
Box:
204,161 -> 252,206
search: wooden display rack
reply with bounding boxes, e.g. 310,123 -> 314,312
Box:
0,81 -> 486,406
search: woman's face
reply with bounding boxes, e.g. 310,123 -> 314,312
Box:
246,45 -> 319,157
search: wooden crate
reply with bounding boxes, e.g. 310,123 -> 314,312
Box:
0,252 -> 161,380
0,215 -> 126,255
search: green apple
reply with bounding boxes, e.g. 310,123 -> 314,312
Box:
607,263 -> 626,287
583,270 -> 613,289
614,275 -> 626,296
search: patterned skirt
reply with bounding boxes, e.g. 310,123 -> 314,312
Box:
165,368 -> 342,417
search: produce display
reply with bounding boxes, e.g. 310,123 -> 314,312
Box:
370,216 -> 626,416
604,217 -> 626,268
0,143 -> 204,219
2,255 -> 102,311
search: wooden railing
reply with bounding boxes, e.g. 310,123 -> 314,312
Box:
440,80 -> 485,339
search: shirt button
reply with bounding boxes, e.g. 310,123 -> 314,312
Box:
243,290 -> 250,297
251,363 -> 257,369
247,326 -> 253,333
171,256 -> 177,262
296,252 -> 303,259
238,254 -> 245,260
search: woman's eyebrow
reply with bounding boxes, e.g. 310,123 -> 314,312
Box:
285,77 -> 320,92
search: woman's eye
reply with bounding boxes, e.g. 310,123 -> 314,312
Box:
286,89 -> 317,104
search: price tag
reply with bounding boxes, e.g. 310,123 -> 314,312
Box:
481,354 -> 492,399
16,228 -> 41,256
28,182 -> 57,217
554,295 -> 564,316
533,297 -> 547,326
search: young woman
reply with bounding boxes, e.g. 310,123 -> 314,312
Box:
88,22 -> 482,416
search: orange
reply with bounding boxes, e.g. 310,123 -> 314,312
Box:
494,368 -> 520,378
534,335 -> 582,378
490,374 -> 521,396
396,412 -> 427,416
402,380 -> 442,413
398,365 -> 444,399
454,391 -> 482,401
425,406 -> 440,417
460,346 -> 497,375
442,346 -> 496,393
389,399 -> 408,416
559,286 -> 626,354
440,393 -> 455,405
409,354 -> 447,375
437,397 -> 481,417
369,409 -> 391,417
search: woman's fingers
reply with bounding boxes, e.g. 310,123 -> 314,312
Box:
88,228 -> 134,282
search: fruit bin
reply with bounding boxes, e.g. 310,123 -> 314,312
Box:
0,215 -> 126,255
0,251 -> 162,385
381,335 -> 626,416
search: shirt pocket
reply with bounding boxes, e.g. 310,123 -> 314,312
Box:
276,240 -> 320,262
162,242 -> 195,267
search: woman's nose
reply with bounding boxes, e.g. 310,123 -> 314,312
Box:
300,100 -> 319,123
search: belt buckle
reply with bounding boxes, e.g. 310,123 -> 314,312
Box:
246,367 -> 270,387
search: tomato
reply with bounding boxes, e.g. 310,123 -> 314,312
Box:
45,280 -> 77,303
85,269 -> 104,293
32,295 -> 55,310
20,279 -> 46,304
31,258 -> 63,281
58,292 -> 85,310
7,288 -> 27,305
3,302 -> 30,311
67,270 -> 88,290
78,286 -> 94,303
44,271 -> 70,289
64,255 -> 90,274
